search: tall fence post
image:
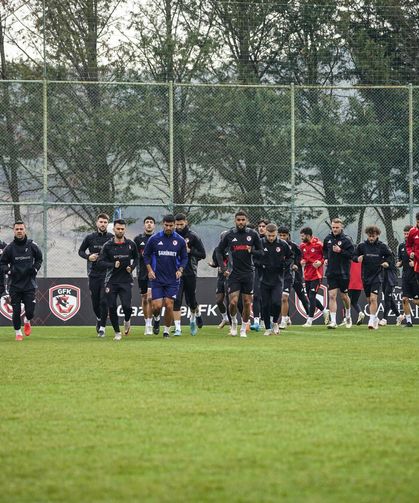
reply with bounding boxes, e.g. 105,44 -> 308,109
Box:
169,80 -> 174,213
409,83 -> 414,224
42,0 -> 48,276
290,83 -> 296,237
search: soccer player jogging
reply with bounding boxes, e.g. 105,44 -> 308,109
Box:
78,213 -> 113,336
299,227 -> 328,327
354,225 -> 391,330
134,216 -> 156,335
259,223 -> 291,335
379,250 -> 403,326
406,212 -> 419,301
209,230 -> 230,329
250,218 -> 269,332
215,210 -> 263,338
323,218 -> 355,329
173,214 -> 206,336
143,214 -> 188,339
0,221 -> 43,340
278,226 -> 309,329
97,219 -> 138,341
397,224 -> 418,327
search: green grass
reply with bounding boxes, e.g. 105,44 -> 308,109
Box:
0,324 -> 418,503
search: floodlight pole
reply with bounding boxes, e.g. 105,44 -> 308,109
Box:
408,83 -> 414,225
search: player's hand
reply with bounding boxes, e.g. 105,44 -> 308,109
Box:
324,259 -> 328,266
126,266 -> 132,273
88,253 -> 98,262
313,260 -> 322,268
410,252 -> 415,259
396,260 -> 402,268
246,245 -> 252,253
292,264 -> 298,271
409,260 -> 414,267
186,244 -> 191,253
381,261 -> 389,269
332,245 -> 341,253
176,270 -> 183,279
148,270 -> 156,280
300,259 -> 306,266
115,260 -> 121,268
223,269 -> 230,278
358,255 -> 364,263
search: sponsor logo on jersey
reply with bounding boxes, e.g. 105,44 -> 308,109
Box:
49,284 -> 81,321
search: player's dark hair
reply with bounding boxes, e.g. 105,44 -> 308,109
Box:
277,225 -> 290,234
266,223 -> 277,232
144,216 -> 156,223
416,211 -> 419,220
113,219 -> 126,226
300,226 -> 312,236
163,214 -> 175,223
404,224 -> 413,232
235,210 -> 248,219
365,225 -> 380,235
258,218 -> 270,226
174,213 -> 187,221
96,213 -> 110,221
14,220 -> 25,227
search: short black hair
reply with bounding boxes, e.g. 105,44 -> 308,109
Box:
258,218 -> 270,226
14,220 -> 25,227
277,225 -> 290,234
163,214 -> 175,223
113,219 -> 126,226
235,210 -> 248,219
143,216 -> 155,223
174,213 -> 187,221
416,212 -> 419,220
300,226 -> 313,236
96,213 -> 110,221
404,224 -> 413,232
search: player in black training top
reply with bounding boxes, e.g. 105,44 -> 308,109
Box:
250,218 -> 269,332
215,210 -> 263,338
173,213 -> 206,336
209,230 -> 230,329
323,218 -> 354,329
134,216 -> 156,335
0,238 -> 7,297
259,223 -> 292,335
396,224 -> 418,327
78,213 -> 113,336
97,219 -> 139,341
277,225 -> 310,329
0,221 -> 43,340
354,225 -> 391,330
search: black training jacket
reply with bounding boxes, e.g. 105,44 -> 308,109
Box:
134,233 -> 154,281
175,226 -> 206,276
0,236 -> 43,291
97,238 -> 139,286
259,237 -> 292,286
354,239 -> 392,285
398,241 -> 415,281
323,232 -> 354,278
78,231 -> 114,278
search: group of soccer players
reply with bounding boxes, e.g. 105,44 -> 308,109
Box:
1,210 -> 419,340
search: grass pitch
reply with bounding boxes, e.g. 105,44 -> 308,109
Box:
0,324 -> 418,503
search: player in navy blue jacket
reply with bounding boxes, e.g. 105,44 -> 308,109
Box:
143,214 -> 188,338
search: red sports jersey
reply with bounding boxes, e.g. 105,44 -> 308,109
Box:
406,226 -> 419,272
348,261 -> 362,290
300,237 -> 324,281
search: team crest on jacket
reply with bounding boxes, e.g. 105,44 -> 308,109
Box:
49,284 -> 81,321
247,236 -> 252,241
295,284 -> 328,320
0,295 -> 25,320
173,240 -> 178,246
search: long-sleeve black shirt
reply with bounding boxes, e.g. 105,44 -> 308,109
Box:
97,238 -> 139,286
215,227 -> 263,276
355,239 -> 392,285
0,236 -> 43,291
398,241 -> 415,281
175,225 -> 206,276
0,240 -> 7,292
323,232 -> 354,278
78,231 -> 114,278
134,232 -> 154,281
259,237 -> 292,286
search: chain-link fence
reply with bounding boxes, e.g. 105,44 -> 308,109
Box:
1,81 -> 418,276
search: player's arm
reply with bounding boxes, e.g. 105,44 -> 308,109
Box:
380,244 -> 392,268
143,237 -> 156,279
78,235 -> 91,260
127,243 -> 139,273
322,236 -> 328,260
189,235 -> 206,260
250,232 -> 264,256
215,233 -> 229,273
353,243 -> 363,262
32,243 -> 43,273
178,239 -> 189,271
339,237 -> 355,258
0,245 -> 11,274
97,243 -> 114,269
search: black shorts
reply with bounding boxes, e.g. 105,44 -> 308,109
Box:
327,275 -> 349,293
228,272 -> 254,295
283,271 -> 293,294
138,278 -> 149,295
363,282 -> 381,297
216,274 -> 226,294
402,275 -> 419,299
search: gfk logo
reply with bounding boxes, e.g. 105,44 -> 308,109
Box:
49,284 -> 81,321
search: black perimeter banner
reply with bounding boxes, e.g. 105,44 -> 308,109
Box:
0,278 -> 416,326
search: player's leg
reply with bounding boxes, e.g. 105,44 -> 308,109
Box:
173,279 -> 184,336
251,270 -> 261,330
227,285 -> 240,336
151,285 -> 164,335
215,284 -> 229,328
327,283 -> 339,328
260,284 -> 272,334
140,279 -> 152,335
119,284 -> 133,336
338,277 -> 351,328
22,289 -> 36,336
349,290 -> 364,325
184,275 -> 199,335
10,290 -> 24,340
105,284 -> 121,340
367,284 -> 380,329
89,276 -> 102,333
294,278 -> 310,315
270,282 -> 282,334
162,290 -> 177,338
240,293 -> 253,337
